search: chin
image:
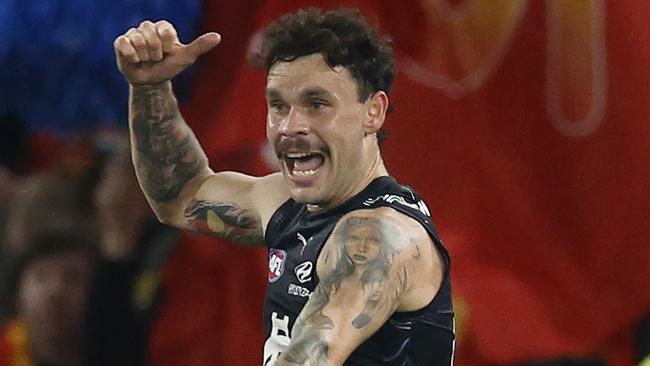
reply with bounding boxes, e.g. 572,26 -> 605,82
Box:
289,190 -> 318,205
289,186 -> 324,205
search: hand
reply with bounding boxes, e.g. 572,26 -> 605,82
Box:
114,20 -> 221,85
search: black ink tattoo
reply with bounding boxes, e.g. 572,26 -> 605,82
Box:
410,239 -> 422,260
335,217 -> 403,329
278,215 -> 408,365
281,286 -> 333,364
185,200 -> 263,244
130,84 -> 207,203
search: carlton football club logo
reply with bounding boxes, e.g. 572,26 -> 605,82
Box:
268,249 -> 287,283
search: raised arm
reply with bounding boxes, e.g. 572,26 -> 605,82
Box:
114,20 -> 288,245
128,81 -> 208,216
276,208 -> 444,365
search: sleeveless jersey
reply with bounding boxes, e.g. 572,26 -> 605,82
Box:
263,176 -> 454,366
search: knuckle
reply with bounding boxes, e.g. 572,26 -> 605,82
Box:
113,36 -> 124,48
131,39 -> 146,49
159,27 -> 176,38
156,19 -> 172,27
140,20 -> 155,28
131,38 -> 145,47
118,35 -> 131,45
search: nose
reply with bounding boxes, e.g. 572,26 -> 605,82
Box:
278,108 -> 309,137
358,239 -> 368,253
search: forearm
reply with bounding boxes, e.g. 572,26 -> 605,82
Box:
276,336 -> 333,366
275,287 -> 336,366
129,82 -> 210,221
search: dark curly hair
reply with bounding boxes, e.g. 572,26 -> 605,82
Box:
262,8 -> 395,145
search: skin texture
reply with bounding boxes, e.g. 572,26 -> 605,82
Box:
114,20 -> 444,366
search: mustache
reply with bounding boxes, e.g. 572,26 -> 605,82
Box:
275,136 -> 327,158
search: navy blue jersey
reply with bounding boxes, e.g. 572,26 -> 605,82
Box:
263,176 -> 454,365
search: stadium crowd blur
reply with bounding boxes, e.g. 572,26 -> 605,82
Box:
0,1 -> 649,366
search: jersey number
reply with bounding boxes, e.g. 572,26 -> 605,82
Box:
263,312 -> 292,366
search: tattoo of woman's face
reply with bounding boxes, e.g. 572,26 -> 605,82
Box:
336,216 -> 399,272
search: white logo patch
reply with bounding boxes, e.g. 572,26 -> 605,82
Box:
297,232 -> 310,255
294,261 -> 313,283
288,283 -> 312,298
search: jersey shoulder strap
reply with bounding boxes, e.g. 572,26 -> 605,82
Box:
360,180 -> 450,269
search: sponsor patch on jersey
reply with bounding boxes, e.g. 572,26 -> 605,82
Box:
268,249 -> 287,283
294,261 -> 313,283
297,232 -> 309,255
288,283 -> 312,298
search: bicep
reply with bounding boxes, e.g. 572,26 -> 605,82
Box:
176,171 -> 288,246
279,211 -> 413,365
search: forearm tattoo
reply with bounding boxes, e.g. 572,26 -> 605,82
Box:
130,84 -> 207,203
185,200 -> 263,244
279,216 -> 408,365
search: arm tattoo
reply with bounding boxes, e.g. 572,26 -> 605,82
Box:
410,239 -> 422,260
280,287 -> 332,364
184,200 -> 263,244
130,84 -> 207,203
278,216 -> 408,365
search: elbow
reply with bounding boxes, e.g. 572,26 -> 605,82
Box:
154,211 -> 175,226
150,204 -> 187,229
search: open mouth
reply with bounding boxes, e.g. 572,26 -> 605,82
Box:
284,152 -> 325,178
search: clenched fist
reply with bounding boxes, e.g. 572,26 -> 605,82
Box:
114,20 -> 221,85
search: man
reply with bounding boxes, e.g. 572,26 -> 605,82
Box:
0,174 -> 98,366
0,229 -> 97,366
114,8 -> 454,365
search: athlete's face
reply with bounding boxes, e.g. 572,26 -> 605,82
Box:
266,54 -> 383,207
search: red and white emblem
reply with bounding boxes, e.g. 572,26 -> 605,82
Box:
268,249 -> 287,283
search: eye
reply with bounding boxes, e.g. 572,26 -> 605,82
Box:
269,100 -> 287,112
310,99 -> 328,110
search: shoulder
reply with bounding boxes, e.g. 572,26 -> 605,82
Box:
319,207 -> 431,275
318,207 -> 444,311
333,207 -> 429,249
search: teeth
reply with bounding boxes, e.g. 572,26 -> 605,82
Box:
293,169 -> 317,176
286,152 -> 311,158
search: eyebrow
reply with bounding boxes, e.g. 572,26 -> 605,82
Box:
265,87 -> 335,100
302,87 -> 333,99
265,88 -> 281,100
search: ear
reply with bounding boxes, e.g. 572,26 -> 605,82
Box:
362,91 -> 389,135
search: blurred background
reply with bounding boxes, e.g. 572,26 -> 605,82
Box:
0,0 -> 649,365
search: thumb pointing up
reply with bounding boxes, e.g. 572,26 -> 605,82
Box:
114,20 -> 223,86
184,32 -> 222,59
